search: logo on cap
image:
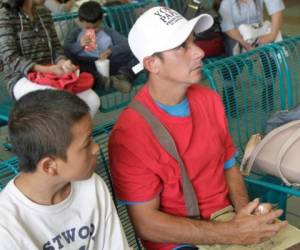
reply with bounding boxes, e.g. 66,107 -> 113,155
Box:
153,7 -> 183,26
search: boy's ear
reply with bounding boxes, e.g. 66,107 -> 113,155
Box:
143,56 -> 160,74
37,157 -> 58,176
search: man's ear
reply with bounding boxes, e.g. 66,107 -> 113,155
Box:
143,56 -> 160,74
37,157 -> 58,176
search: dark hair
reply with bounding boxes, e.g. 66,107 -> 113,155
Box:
8,90 -> 90,173
1,0 -> 25,10
78,1 -> 103,23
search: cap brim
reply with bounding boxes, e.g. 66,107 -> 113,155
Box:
132,14 -> 214,74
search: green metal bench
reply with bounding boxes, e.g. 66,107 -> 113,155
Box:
102,0 -> 160,37
201,36 -> 300,219
0,73 -> 13,126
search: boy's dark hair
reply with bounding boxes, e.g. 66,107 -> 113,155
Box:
8,90 -> 90,173
78,1 -> 103,23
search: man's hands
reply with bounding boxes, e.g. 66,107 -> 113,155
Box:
229,198 -> 287,245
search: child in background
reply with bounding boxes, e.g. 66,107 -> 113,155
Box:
0,89 -> 130,249
64,1 -> 138,93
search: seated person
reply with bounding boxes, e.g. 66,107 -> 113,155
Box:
44,0 -> 75,14
109,6 -> 300,250
64,1 -> 138,93
0,89 -> 130,249
0,0 -> 100,117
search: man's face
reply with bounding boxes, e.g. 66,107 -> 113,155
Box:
56,115 -> 100,181
154,34 -> 205,86
79,20 -> 102,32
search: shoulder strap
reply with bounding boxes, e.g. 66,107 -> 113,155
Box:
129,100 -> 200,218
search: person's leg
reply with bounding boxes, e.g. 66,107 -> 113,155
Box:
13,77 -> 55,100
76,89 -> 100,117
13,77 -> 100,118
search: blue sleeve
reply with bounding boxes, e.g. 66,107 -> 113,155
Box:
224,152 -> 238,170
64,26 -> 84,55
219,0 -> 235,32
104,27 -> 130,57
264,0 -> 285,16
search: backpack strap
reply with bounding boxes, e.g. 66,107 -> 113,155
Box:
129,100 -> 200,218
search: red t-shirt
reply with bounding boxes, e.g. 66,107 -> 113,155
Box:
109,84 -> 236,250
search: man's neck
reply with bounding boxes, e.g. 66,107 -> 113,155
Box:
148,78 -> 190,106
14,173 -> 71,206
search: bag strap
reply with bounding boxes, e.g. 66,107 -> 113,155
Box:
246,120 -> 300,185
276,127 -> 300,187
129,100 -> 200,218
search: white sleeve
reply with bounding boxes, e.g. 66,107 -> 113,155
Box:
264,0 -> 285,15
219,0 -> 235,32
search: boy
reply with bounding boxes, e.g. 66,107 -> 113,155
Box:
0,90 -> 130,249
64,1 -> 137,93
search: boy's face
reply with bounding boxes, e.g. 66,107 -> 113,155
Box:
79,20 -> 102,32
56,114 -> 99,181
153,34 -> 205,86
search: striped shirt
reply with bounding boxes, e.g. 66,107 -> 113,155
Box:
0,5 -> 65,97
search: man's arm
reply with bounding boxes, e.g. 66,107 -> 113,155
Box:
127,195 -> 286,245
225,165 -> 249,212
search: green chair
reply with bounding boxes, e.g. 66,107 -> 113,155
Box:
52,12 -> 79,45
0,157 -> 19,191
92,122 -> 143,249
102,0 -> 160,37
269,36 -> 300,109
202,40 -> 300,219
96,72 -> 147,113
0,73 -> 13,126
163,0 -> 213,14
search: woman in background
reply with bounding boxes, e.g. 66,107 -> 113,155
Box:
0,0 -> 100,117
217,0 -> 284,117
219,0 -> 284,55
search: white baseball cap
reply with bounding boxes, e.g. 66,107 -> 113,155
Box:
128,6 -> 214,74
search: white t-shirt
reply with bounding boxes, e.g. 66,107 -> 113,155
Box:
0,174 -> 130,250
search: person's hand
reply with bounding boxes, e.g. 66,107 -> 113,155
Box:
57,59 -> 77,74
254,203 -> 273,216
48,64 -> 65,76
230,198 -> 287,244
244,42 -> 254,51
99,49 -> 112,60
80,35 -> 93,47
258,34 -> 274,45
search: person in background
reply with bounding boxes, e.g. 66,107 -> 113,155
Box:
64,1 -> 138,93
0,0 -> 100,117
44,0 -> 75,14
218,0 -> 284,56
0,89 -> 130,249
217,0 -> 284,117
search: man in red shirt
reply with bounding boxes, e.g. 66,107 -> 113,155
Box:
109,6 -> 296,250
